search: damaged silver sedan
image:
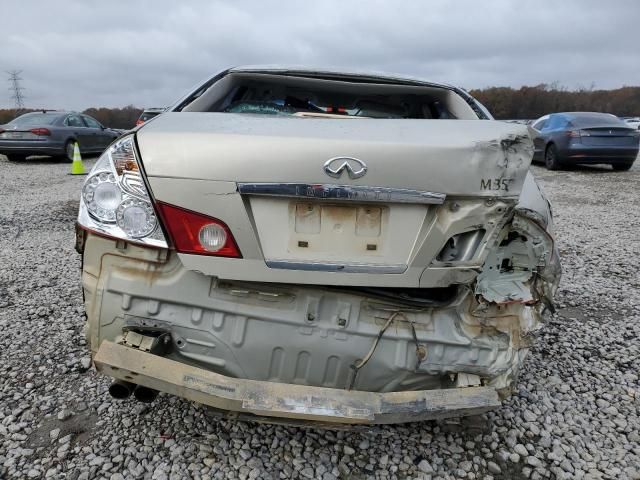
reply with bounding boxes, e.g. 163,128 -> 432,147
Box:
76,67 -> 561,425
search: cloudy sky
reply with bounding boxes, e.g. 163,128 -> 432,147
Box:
2,0 -> 638,110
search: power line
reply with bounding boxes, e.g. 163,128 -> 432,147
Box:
7,70 -> 26,109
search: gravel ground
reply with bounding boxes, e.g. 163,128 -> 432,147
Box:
0,154 -> 638,480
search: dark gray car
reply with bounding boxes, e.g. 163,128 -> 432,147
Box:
531,112 -> 639,171
0,111 -> 120,161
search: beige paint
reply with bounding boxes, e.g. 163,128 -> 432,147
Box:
147,177 -> 515,287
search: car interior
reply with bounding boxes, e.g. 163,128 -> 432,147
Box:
180,72 -> 480,120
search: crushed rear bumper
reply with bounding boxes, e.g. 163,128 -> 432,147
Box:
95,340 -> 501,425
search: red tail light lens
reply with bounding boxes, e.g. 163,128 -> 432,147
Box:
136,120 -> 144,126
156,202 -> 241,258
566,130 -> 580,138
30,128 -> 51,136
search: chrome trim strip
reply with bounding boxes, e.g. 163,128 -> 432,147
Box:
265,260 -> 407,274
237,183 -> 446,205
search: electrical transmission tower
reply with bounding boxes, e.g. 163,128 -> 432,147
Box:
7,70 -> 26,110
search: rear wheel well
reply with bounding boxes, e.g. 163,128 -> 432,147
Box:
544,142 -> 562,170
62,138 -> 77,162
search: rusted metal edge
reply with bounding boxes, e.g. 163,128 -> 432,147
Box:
94,340 -> 501,425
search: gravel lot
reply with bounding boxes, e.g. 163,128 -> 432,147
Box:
0,155 -> 638,480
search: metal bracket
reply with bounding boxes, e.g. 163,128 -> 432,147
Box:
121,330 -> 171,355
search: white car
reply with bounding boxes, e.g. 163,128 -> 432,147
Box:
76,67 -> 561,425
622,117 -> 640,130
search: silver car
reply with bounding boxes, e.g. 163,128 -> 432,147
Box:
0,111 -> 119,161
76,67 -> 561,425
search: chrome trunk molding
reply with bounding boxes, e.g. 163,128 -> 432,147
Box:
265,260 -> 407,274
237,183 -> 446,205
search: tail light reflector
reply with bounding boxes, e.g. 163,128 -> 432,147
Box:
30,128 -> 51,136
156,202 -> 241,258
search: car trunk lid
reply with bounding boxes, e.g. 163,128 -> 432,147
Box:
138,113 -> 532,195
138,113 -> 533,286
579,126 -> 638,146
0,128 -> 44,140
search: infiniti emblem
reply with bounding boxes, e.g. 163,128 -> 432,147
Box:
323,157 -> 367,179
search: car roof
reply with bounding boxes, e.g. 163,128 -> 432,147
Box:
228,65 -> 456,90
556,112 -> 618,118
20,111 -> 85,117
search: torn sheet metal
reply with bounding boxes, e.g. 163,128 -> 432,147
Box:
475,210 -> 559,305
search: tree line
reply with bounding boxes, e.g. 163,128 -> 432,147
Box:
468,84 -> 640,120
0,105 -> 142,129
1,84 -> 639,125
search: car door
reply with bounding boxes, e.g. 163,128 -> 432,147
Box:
64,114 -> 93,151
82,115 -> 112,151
530,116 -> 549,161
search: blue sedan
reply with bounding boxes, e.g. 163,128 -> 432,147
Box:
531,112 -> 639,171
0,111 -> 120,161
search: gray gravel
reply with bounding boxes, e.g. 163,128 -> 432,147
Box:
1,155 -> 639,479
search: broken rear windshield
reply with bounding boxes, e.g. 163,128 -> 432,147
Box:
179,72 -> 481,120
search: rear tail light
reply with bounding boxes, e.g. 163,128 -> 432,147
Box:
567,130 -> 592,138
30,128 -> 51,136
77,135 -> 167,248
77,134 -> 241,256
156,203 -> 241,258
135,119 -> 144,126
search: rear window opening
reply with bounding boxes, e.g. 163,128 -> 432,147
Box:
567,113 -> 629,128
8,113 -> 59,126
178,72 -> 480,120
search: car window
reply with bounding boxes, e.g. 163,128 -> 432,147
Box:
82,115 -> 102,128
179,72 -> 479,119
532,118 -> 548,131
65,115 -> 85,128
139,112 -> 160,122
8,113 -> 60,126
568,114 -> 627,128
472,99 -> 494,120
546,115 -> 567,130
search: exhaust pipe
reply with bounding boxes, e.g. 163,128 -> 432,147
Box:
133,385 -> 159,403
109,380 -> 135,399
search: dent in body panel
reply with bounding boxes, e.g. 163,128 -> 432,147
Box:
474,134 -> 534,194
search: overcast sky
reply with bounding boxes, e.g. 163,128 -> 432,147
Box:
2,0 -> 638,110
